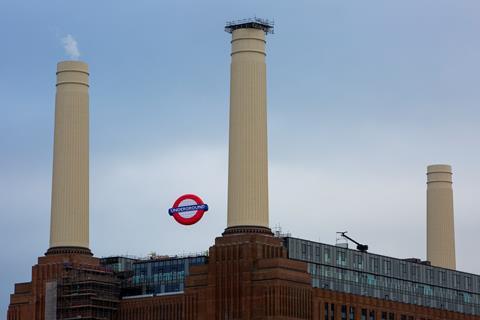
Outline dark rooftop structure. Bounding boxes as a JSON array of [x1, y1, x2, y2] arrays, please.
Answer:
[[225, 17, 274, 34]]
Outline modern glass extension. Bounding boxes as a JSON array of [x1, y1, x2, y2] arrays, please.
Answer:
[[101, 255, 208, 297], [283, 237, 480, 316]]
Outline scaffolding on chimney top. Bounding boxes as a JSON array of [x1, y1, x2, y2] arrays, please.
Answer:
[[225, 17, 274, 34]]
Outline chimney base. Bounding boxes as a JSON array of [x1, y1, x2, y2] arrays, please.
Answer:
[[45, 246, 92, 256], [223, 225, 273, 236]]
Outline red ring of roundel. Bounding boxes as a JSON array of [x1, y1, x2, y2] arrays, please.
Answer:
[[171, 194, 205, 225]]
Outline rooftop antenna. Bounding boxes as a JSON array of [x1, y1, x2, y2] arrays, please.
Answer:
[[272, 223, 291, 238]]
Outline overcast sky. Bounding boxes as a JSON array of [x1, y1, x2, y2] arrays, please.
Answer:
[[1, 0, 480, 315]]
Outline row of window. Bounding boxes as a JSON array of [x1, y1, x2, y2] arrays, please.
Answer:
[[324, 303, 436, 320], [311, 264, 477, 301], [132, 271, 186, 284], [132, 257, 207, 277], [147, 283, 183, 294], [311, 264, 480, 315], [288, 238, 480, 292]]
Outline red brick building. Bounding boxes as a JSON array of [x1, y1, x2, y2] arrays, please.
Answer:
[[8, 230, 480, 319]]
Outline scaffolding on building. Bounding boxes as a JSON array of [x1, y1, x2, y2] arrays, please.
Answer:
[[56, 265, 121, 320]]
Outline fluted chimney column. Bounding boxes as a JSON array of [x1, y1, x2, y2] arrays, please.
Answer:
[[47, 61, 91, 255], [224, 19, 273, 234], [427, 164, 456, 269]]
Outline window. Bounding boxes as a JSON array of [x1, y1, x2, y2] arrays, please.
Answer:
[[440, 271, 446, 284], [351, 271, 359, 283], [337, 269, 346, 280], [361, 309, 367, 320], [324, 248, 331, 263], [426, 269, 433, 282], [356, 254, 364, 269], [367, 274, 376, 286], [337, 250, 346, 266], [370, 310, 375, 320], [324, 303, 329, 320], [385, 260, 392, 275], [309, 264, 317, 275], [400, 263, 407, 275], [424, 285, 433, 296], [454, 274, 461, 288], [466, 277, 472, 290], [322, 266, 332, 278], [349, 307, 355, 320], [341, 305, 347, 320], [389, 313, 395, 320], [331, 304, 335, 320], [382, 312, 387, 320], [411, 266, 418, 280]]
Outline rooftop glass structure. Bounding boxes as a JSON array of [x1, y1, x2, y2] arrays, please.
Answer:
[[283, 237, 480, 316], [102, 254, 208, 297], [101, 256, 137, 273]]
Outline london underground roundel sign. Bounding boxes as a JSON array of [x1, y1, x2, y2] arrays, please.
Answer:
[[168, 194, 209, 225]]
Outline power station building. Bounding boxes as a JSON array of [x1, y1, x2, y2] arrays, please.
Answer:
[[7, 18, 480, 320]]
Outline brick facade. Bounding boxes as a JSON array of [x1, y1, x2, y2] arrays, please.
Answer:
[[7, 253, 118, 320]]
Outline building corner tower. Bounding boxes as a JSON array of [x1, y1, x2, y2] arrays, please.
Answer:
[[224, 19, 274, 235], [426, 164, 456, 269], [47, 60, 91, 255]]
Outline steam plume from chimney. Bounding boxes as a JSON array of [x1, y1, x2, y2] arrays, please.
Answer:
[[61, 34, 80, 60]]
